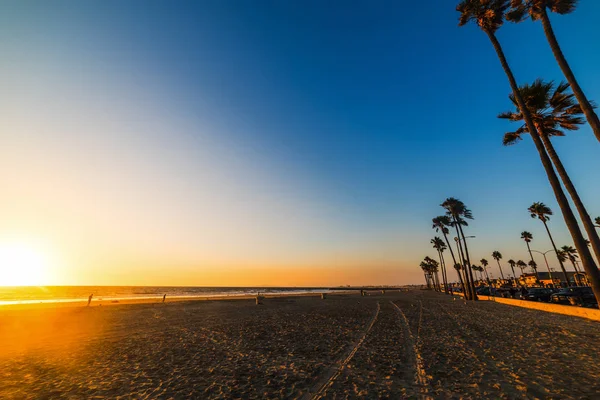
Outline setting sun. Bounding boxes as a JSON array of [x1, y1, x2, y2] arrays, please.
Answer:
[[0, 242, 49, 286]]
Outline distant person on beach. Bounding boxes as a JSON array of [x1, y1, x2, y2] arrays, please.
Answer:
[[87, 294, 93, 306], [163, 294, 166, 303]]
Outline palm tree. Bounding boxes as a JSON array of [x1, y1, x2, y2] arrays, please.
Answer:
[[472, 265, 483, 283], [480, 258, 491, 284], [424, 256, 442, 292], [442, 197, 477, 300], [431, 237, 449, 293], [457, 0, 600, 304], [506, 0, 600, 143], [560, 245, 585, 286], [500, 80, 600, 267], [420, 261, 432, 289], [529, 260, 540, 282], [492, 251, 506, 281], [508, 258, 517, 286], [516, 259, 527, 274], [453, 262, 467, 293], [528, 202, 570, 285], [521, 231, 535, 265], [433, 216, 465, 294]]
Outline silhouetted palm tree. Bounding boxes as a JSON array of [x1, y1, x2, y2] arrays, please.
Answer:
[[472, 265, 483, 283], [516, 260, 527, 284], [420, 261, 432, 289], [480, 258, 491, 284], [528, 202, 570, 285], [433, 216, 465, 294], [508, 259, 517, 286], [431, 237, 449, 293], [507, 0, 600, 142], [442, 197, 477, 300], [453, 263, 466, 293], [492, 251, 506, 281], [424, 256, 442, 292], [560, 245, 586, 286], [521, 231, 535, 265], [457, 0, 600, 303], [529, 260, 540, 282], [500, 80, 600, 267]]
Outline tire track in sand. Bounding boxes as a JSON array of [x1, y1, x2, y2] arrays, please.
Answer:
[[391, 300, 431, 399], [305, 302, 381, 400]]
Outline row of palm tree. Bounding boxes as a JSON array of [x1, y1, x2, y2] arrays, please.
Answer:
[[423, 199, 593, 292], [456, 0, 600, 303], [420, 257, 441, 291], [430, 198, 479, 300]]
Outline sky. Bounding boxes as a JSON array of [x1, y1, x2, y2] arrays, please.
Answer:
[[1, 1, 599, 286]]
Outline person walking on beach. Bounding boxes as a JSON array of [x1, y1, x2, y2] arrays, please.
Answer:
[[162, 294, 166, 303], [87, 293, 93, 307]]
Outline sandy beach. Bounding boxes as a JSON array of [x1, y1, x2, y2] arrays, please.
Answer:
[[1, 291, 599, 399]]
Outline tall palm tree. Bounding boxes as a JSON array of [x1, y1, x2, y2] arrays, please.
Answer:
[[442, 197, 477, 300], [431, 237, 449, 293], [480, 258, 491, 284], [528, 202, 570, 285], [433, 216, 466, 294], [492, 251, 506, 281], [521, 231, 535, 265], [500, 80, 600, 266], [508, 258, 517, 286], [457, 0, 600, 304], [506, 0, 600, 143], [529, 260, 540, 282], [453, 263, 467, 293]]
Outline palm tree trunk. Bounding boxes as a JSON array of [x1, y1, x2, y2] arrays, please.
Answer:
[[438, 250, 449, 294], [441, 231, 466, 294], [456, 267, 466, 295], [434, 270, 441, 292], [453, 222, 474, 300], [539, 133, 600, 268], [510, 265, 516, 286], [525, 242, 535, 265], [539, 7, 600, 143], [485, 29, 600, 302], [496, 260, 505, 281], [539, 214, 570, 286], [453, 226, 470, 297], [456, 222, 478, 300]]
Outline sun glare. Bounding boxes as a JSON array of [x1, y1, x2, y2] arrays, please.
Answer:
[[0, 242, 49, 286]]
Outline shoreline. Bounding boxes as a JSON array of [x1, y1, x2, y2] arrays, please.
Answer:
[[0, 290, 368, 312]]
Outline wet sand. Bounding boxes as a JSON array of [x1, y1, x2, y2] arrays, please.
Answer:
[[1, 291, 599, 399]]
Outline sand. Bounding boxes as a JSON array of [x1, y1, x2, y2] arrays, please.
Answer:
[[1, 291, 599, 399]]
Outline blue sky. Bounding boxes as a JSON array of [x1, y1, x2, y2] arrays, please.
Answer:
[[1, 1, 599, 285]]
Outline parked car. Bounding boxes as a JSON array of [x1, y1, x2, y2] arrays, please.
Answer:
[[521, 288, 555, 302], [476, 286, 499, 296], [550, 287, 597, 306]]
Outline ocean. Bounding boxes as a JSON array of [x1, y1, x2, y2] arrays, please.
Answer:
[[0, 286, 332, 306]]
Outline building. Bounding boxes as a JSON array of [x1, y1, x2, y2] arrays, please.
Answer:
[[518, 271, 587, 287]]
